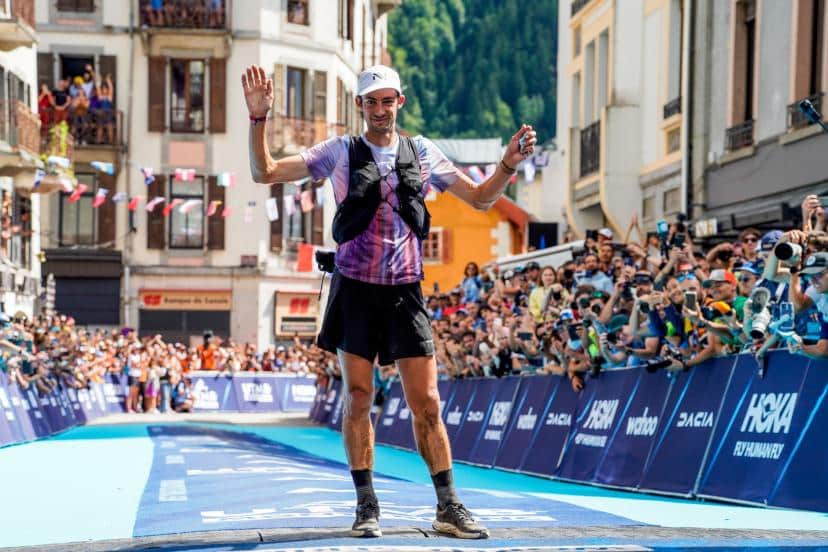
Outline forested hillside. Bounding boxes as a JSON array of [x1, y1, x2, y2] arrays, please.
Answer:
[[387, 0, 558, 141]]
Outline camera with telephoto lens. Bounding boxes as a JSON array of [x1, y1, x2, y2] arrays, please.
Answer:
[[774, 242, 802, 266], [638, 301, 651, 315], [620, 282, 634, 300], [746, 287, 772, 340], [315, 250, 336, 273]]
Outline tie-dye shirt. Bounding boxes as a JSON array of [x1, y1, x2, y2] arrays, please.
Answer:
[[300, 134, 459, 285]]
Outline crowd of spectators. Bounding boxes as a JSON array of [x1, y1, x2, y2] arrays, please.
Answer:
[[419, 193, 828, 391], [38, 64, 116, 147], [0, 314, 334, 414], [141, 0, 226, 29]]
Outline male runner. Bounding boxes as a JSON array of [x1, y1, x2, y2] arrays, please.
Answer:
[[242, 63, 536, 539]]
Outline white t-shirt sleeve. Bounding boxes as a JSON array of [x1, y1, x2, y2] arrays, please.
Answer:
[[806, 285, 820, 304], [300, 136, 348, 181], [416, 136, 460, 193]]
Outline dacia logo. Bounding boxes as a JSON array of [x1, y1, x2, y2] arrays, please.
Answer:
[[583, 399, 619, 431], [677, 411, 714, 428], [740, 393, 797, 434]]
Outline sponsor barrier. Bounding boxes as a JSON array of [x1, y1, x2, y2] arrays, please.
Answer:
[[355, 351, 828, 512]]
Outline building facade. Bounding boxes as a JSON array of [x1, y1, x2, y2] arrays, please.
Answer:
[[35, 0, 398, 346], [691, 0, 828, 236], [0, 0, 52, 318], [559, 0, 689, 237]]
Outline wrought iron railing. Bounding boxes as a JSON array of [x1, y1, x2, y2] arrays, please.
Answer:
[[580, 120, 600, 177], [725, 120, 754, 151], [40, 106, 123, 147], [663, 97, 681, 119], [139, 0, 228, 30], [0, 101, 40, 155], [788, 93, 823, 131]]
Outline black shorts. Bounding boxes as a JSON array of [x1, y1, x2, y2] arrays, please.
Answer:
[[317, 272, 435, 366]]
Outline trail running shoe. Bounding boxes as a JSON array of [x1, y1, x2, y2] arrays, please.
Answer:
[[432, 502, 490, 539], [351, 495, 381, 537]]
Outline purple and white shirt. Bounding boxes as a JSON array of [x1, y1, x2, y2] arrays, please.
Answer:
[[301, 134, 459, 286]]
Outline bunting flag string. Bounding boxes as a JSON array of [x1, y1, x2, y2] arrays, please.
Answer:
[[206, 200, 222, 217], [283, 194, 296, 217], [90, 161, 115, 175], [218, 172, 235, 187], [265, 197, 279, 221], [174, 168, 196, 182], [146, 196, 165, 212], [111, 192, 128, 203], [300, 190, 314, 213], [68, 184, 88, 203], [221, 206, 232, 218], [163, 198, 184, 216], [178, 199, 203, 214], [33, 169, 45, 189], [141, 166, 155, 186], [92, 188, 109, 208], [128, 196, 144, 211]]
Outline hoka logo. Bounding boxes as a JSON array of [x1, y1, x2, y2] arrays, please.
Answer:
[[489, 402, 512, 427], [385, 397, 400, 417], [583, 399, 619, 431], [740, 393, 797, 434]]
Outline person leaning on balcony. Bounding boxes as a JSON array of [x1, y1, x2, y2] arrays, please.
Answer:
[[51, 79, 70, 124], [37, 84, 53, 129], [70, 89, 90, 144], [242, 63, 536, 540]]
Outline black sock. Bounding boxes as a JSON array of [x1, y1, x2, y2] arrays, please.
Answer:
[[431, 469, 460, 507], [351, 469, 376, 502]]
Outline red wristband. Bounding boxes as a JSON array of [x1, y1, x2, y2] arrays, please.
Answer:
[[249, 114, 267, 125]]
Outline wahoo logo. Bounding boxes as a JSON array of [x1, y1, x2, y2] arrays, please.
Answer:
[[446, 406, 463, 426], [467, 410, 485, 422], [677, 411, 714, 428], [740, 393, 798, 434], [626, 407, 658, 436], [582, 399, 619, 431], [384, 397, 400, 417], [489, 401, 512, 427], [516, 407, 538, 430], [546, 412, 572, 427]]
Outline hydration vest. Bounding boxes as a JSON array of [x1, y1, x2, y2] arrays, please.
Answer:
[[331, 135, 431, 245]]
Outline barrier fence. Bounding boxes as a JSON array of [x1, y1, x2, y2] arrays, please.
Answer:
[[308, 350, 828, 513], [0, 372, 317, 448]]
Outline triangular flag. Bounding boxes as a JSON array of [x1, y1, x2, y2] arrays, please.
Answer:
[[300, 190, 314, 213], [315, 186, 325, 207], [60, 177, 74, 193], [206, 200, 222, 216], [283, 193, 295, 217], [68, 183, 88, 203], [163, 198, 183, 216], [218, 172, 235, 187], [178, 199, 203, 214], [174, 168, 196, 181], [265, 197, 279, 221], [297, 243, 314, 272], [221, 206, 233, 218], [47, 156, 70, 169], [92, 187, 109, 208], [141, 167, 155, 186], [128, 195, 144, 211], [111, 192, 128, 203], [33, 169, 45, 189], [90, 161, 115, 175], [146, 196, 165, 212]]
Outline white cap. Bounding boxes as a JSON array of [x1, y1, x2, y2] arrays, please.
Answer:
[[357, 65, 402, 97], [598, 228, 613, 239]]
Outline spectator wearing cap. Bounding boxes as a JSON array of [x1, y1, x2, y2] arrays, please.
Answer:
[[461, 262, 483, 303], [733, 262, 762, 319], [597, 228, 614, 244], [524, 261, 541, 288], [574, 253, 614, 295], [790, 252, 828, 357], [703, 269, 738, 305]]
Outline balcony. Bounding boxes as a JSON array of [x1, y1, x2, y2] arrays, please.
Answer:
[[579, 120, 601, 178], [572, 0, 592, 17], [40, 107, 123, 150], [0, 0, 37, 51], [268, 116, 348, 154], [0, 101, 40, 156], [787, 93, 823, 131], [725, 120, 754, 151], [139, 0, 228, 31], [43, 121, 75, 165], [663, 97, 681, 120]]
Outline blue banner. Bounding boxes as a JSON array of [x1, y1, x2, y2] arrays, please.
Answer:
[[698, 351, 814, 505], [375, 381, 404, 445], [556, 369, 641, 483], [318, 379, 341, 425], [466, 376, 521, 467], [280, 377, 317, 411], [520, 375, 579, 477], [638, 356, 738, 496], [5, 376, 36, 442], [20, 386, 51, 437], [595, 371, 673, 489], [494, 375, 560, 471], [452, 378, 499, 463], [444, 378, 477, 447], [103, 374, 127, 414], [234, 375, 281, 412], [327, 379, 345, 432], [0, 373, 18, 446], [191, 373, 240, 412]]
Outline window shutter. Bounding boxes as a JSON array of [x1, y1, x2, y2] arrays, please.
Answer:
[[209, 57, 226, 133], [147, 175, 165, 249], [97, 173, 116, 247], [272, 64, 285, 117], [207, 175, 225, 250], [270, 183, 284, 252], [313, 71, 326, 121], [311, 186, 324, 245], [37, 53, 54, 91], [98, 54, 117, 108], [148, 56, 166, 132], [441, 228, 451, 264]]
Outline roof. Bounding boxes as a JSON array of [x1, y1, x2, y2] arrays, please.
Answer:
[[493, 195, 534, 227], [430, 138, 504, 165]]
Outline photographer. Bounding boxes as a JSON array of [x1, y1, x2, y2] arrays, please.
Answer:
[[789, 252, 828, 358], [574, 253, 614, 295]]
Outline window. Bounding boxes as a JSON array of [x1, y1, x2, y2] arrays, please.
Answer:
[[287, 0, 309, 25], [423, 230, 442, 262], [286, 67, 306, 119], [573, 26, 582, 56], [59, 174, 96, 246], [731, 0, 757, 124], [57, 0, 95, 12], [642, 196, 655, 220], [810, 0, 825, 95], [664, 188, 682, 214], [282, 182, 310, 249], [169, 177, 204, 248], [338, 0, 354, 40], [170, 59, 205, 133], [14, 195, 31, 269]]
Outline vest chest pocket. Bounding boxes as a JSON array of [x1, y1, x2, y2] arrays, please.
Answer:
[[348, 165, 381, 199]]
